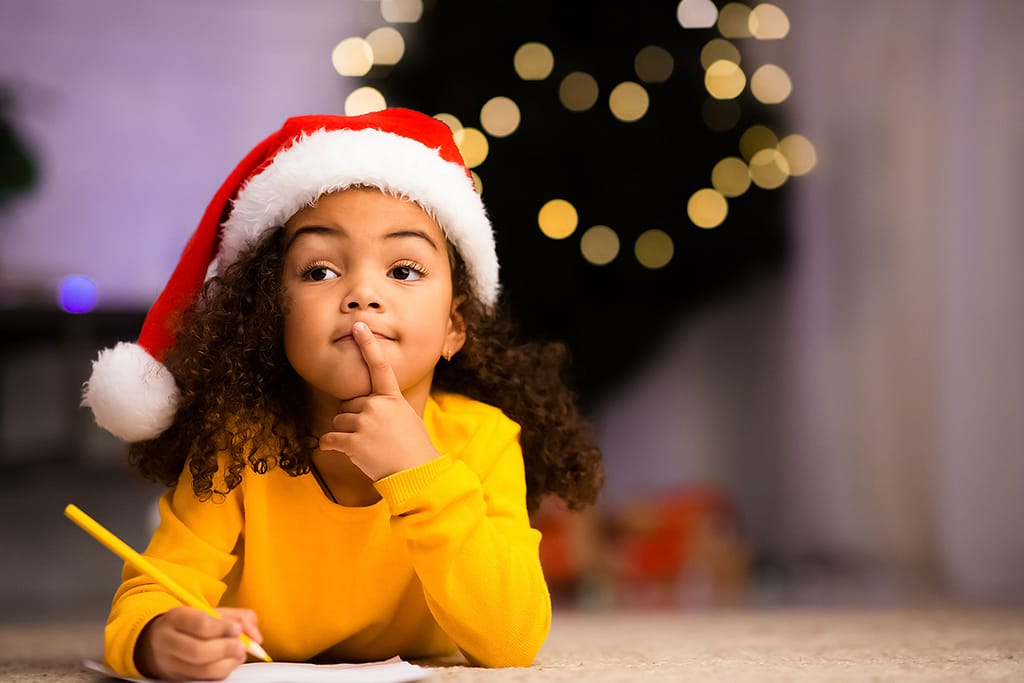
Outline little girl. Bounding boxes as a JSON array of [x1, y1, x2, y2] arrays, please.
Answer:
[[84, 108, 603, 681]]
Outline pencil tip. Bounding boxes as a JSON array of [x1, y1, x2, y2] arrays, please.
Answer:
[[249, 641, 272, 662]]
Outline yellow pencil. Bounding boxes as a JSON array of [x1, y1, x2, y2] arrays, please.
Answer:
[[64, 503, 271, 662]]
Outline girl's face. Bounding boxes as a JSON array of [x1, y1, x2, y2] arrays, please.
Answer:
[[280, 187, 465, 418]]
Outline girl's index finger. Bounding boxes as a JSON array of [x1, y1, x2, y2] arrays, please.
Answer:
[[352, 322, 401, 395]]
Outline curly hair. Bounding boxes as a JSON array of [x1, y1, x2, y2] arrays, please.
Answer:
[[129, 227, 604, 512]]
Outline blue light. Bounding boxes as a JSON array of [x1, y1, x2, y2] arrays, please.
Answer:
[[58, 274, 98, 314]]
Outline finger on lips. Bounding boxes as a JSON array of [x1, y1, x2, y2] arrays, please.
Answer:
[[352, 322, 401, 395]]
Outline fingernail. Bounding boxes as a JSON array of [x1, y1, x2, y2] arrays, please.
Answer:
[[354, 322, 368, 334]]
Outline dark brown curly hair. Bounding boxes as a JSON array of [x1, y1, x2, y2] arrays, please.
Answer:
[[129, 226, 603, 512]]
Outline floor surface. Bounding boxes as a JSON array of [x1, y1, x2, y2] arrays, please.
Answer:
[[1, 609, 1023, 682]]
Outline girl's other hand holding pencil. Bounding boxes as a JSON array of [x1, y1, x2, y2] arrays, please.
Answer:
[[135, 606, 263, 682]]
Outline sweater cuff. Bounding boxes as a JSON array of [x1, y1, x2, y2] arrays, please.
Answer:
[[105, 592, 181, 678], [375, 454, 454, 509]]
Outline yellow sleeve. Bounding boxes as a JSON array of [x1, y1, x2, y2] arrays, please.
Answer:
[[374, 414, 551, 667], [104, 467, 243, 678]]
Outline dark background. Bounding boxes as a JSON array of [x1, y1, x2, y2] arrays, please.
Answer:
[[376, 0, 788, 405]]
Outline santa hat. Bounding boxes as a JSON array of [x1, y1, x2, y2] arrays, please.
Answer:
[[83, 108, 498, 443]]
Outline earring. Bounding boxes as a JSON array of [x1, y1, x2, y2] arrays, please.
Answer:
[[444, 348, 453, 362]]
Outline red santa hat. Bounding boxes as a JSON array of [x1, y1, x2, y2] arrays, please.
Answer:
[[83, 108, 498, 442]]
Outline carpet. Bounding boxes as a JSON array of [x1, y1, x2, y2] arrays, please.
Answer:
[[1, 608, 1021, 682]]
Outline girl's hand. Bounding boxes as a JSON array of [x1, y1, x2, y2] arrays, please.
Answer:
[[135, 606, 262, 682], [319, 321, 441, 480]]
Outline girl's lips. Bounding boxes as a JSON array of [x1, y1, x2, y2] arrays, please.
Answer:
[[334, 332, 393, 343]]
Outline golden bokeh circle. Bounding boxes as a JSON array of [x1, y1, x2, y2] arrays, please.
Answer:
[[687, 188, 729, 229], [700, 38, 741, 70], [480, 97, 521, 138], [538, 199, 579, 240], [749, 149, 791, 189], [750, 64, 792, 104], [559, 72, 600, 112], [718, 2, 753, 38], [711, 157, 751, 198], [433, 112, 463, 133], [453, 127, 489, 168], [581, 225, 620, 265], [634, 229, 675, 269], [514, 42, 555, 80], [749, 3, 791, 39], [705, 60, 746, 100], [778, 134, 817, 176], [739, 125, 780, 161], [331, 37, 374, 77], [366, 27, 405, 65], [635, 45, 674, 83], [609, 81, 650, 122], [344, 87, 387, 116], [380, 0, 423, 23]]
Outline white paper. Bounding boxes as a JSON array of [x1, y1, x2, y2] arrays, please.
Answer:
[[83, 657, 431, 683]]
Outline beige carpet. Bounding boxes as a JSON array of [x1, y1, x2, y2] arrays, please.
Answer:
[[1, 608, 1022, 682]]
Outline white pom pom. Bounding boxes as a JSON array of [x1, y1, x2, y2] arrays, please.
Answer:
[[82, 342, 179, 442]]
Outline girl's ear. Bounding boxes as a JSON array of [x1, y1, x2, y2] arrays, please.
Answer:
[[445, 295, 468, 356]]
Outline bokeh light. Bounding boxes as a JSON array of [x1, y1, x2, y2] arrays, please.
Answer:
[[634, 45, 674, 83], [345, 87, 387, 116], [677, 0, 718, 29], [711, 157, 751, 197], [634, 229, 674, 269], [559, 72, 600, 112], [434, 112, 463, 133], [480, 96, 521, 137], [749, 148, 790, 189], [609, 82, 650, 122], [778, 134, 817, 176], [687, 189, 729, 229], [470, 171, 483, 195], [739, 124, 779, 160], [514, 42, 555, 80], [453, 127, 489, 168], [750, 64, 792, 104], [538, 199, 579, 240], [700, 38, 741, 70], [580, 225, 620, 265], [718, 3, 753, 38], [380, 0, 422, 23], [58, 274, 98, 314], [366, 27, 405, 66], [705, 60, 746, 99], [331, 37, 374, 77], [749, 3, 791, 39]]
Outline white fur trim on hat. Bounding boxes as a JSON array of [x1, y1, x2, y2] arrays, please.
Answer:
[[82, 342, 179, 442], [218, 127, 499, 307]]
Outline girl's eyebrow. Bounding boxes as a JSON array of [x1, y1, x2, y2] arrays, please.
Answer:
[[385, 229, 439, 251], [284, 225, 439, 252], [284, 225, 335, 252]]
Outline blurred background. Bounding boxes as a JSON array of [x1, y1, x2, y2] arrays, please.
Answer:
[[1, 0, 1022, 624]]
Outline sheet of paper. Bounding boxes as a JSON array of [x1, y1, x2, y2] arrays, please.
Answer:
[[83, 657, 431, 683]]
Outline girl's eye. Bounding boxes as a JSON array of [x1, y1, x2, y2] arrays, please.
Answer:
[[302, 265, 337, 282], [389, 264, 424, 281]]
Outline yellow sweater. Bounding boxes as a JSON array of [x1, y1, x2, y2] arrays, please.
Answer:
[[104, 393, 551, 676]]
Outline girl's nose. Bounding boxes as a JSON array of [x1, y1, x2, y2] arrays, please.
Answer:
[[345, 298, 381, 310], [342, 280, 382, 310]]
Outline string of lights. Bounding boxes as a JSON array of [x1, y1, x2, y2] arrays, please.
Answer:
[[329, 0, 815, 271], [325, 0, 801, 400]]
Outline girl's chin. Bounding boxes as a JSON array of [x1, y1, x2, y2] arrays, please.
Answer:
[[306, 376, 373, 406]]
